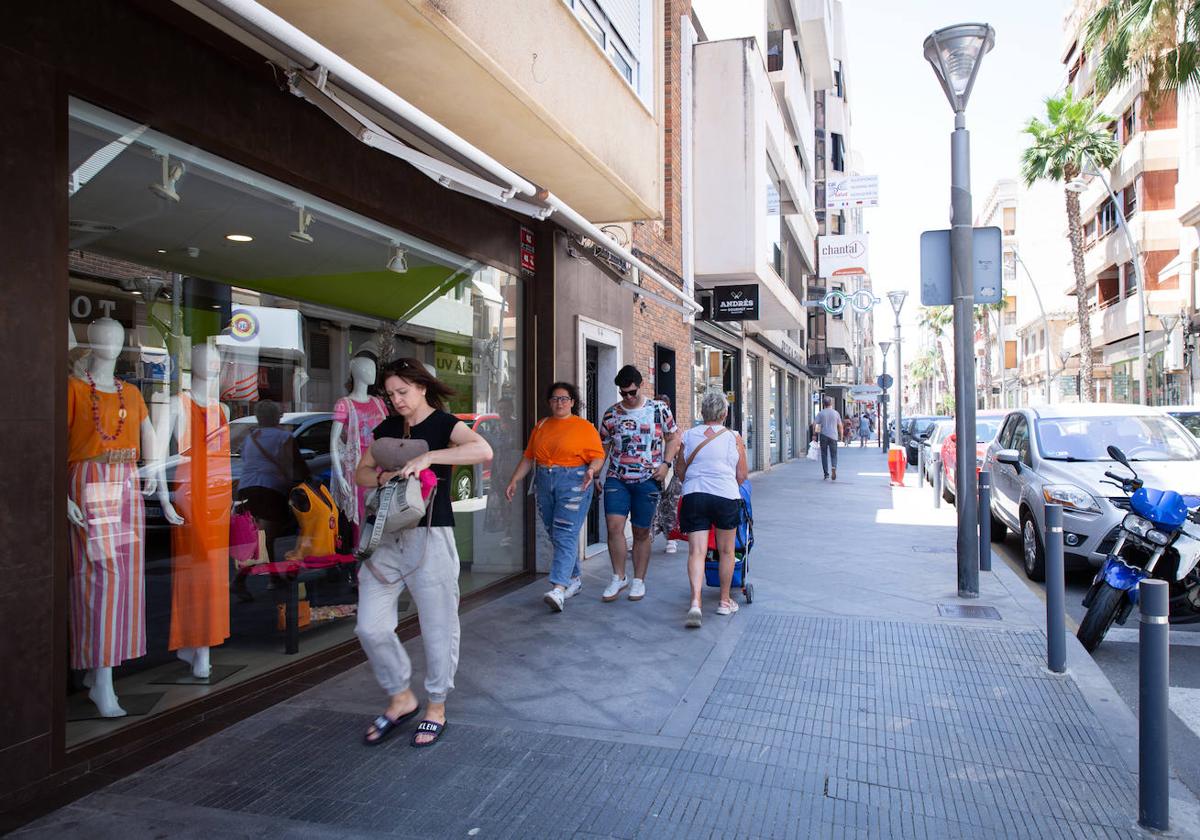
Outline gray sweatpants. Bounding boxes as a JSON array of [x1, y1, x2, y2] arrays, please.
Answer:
[[355, 526, 461, 703]]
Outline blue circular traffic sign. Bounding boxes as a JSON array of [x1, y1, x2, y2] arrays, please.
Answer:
[[877, 373, 894, 390]]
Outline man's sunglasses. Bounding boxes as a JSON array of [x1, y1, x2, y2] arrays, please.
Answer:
[[619, 388, 639, 397]]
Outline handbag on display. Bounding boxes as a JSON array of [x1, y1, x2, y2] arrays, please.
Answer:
[[229, 504, 260, 566], [355, 437, 438, 563]]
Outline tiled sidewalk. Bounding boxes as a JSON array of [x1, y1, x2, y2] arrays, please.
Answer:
[[17, 447, 1176, 838]]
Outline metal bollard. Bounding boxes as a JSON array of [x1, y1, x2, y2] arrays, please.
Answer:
[[918, 446, 925, 488], [932, 455, 942, 509], [1045, 504, 1066, 674], [1139, 579, 1170, 832], [978, 471, 992, 572]]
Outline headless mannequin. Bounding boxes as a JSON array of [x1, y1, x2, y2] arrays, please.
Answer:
[[330, 356, 382, 526], [168, 344, 230, 679], [67, 318, 178, 717]]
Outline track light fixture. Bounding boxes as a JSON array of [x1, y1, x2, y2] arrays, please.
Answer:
[[149, 153, 185, 202], [290, 206, 314, 244], [386, 244, 408, 274]]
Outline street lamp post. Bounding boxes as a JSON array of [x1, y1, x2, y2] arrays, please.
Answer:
[[1011, 248, 1055, 405], [1067, 154, 1146, 404], [887, 291, 908, 459], [879, 340, 892, 449], [924, 22, 995, 598]]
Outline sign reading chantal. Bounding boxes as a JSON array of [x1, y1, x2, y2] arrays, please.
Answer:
[[818, 234, 869, 278], [712, 284, 760, 321]]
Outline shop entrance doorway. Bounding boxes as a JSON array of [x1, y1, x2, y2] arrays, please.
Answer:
[[578, 317, 621, 554]]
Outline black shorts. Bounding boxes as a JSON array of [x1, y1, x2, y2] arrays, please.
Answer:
[[678, 492, 740, 533]]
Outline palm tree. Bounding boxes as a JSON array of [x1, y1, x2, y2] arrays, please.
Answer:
[[1085, 0, 1200, 106], [975, 301, 1007, 408], [918, 306, 953, 398], [909, 348, 940, 414], [1021, 89, 1120, 402]]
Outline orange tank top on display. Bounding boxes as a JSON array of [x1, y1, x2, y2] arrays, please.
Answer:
[[66, 376, 148, 462], [290, 482, 339, 559]]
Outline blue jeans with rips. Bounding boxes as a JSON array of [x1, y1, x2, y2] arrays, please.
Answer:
[[535, 465, 594, 587]]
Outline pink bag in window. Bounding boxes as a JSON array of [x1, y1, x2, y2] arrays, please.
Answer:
[[229, 509, 259, 565]]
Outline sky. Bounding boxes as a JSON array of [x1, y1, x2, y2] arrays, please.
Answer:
[[693, 0, 1071, 360]]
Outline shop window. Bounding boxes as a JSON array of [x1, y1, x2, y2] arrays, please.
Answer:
[[64, 99, 525, 746]]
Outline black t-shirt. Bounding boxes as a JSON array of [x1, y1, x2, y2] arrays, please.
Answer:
[[373, 409, 461, 527]]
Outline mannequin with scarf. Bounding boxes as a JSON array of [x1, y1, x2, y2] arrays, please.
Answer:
[[330, 355, 387, 541]]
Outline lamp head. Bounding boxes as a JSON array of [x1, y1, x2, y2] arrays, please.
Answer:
[[386, 244, 408, 274], [1065, 177, 1089, 194], [923, 23, 995, 113], [886, 289, 908, 315], [879, 340, 893, 355]]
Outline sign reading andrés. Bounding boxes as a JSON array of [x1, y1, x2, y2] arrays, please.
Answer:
[[712, 284, 760, 321], [818, 234, 869, 278]]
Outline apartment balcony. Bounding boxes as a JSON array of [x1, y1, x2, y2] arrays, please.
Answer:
[[767, 29, 815, 176], [791, 0, 835, 89], [694, 38, 810, 330], [1078, 129, 1180, 217], [257, 0, 660, 221], [1081, 209, 1181, 280]]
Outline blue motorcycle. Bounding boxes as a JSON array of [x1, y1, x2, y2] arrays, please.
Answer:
[[1077, 445, 1200, 652]]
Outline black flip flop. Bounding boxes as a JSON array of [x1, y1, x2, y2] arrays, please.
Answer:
[[411, 719, 448, 748], [362, 707, 420, 746]]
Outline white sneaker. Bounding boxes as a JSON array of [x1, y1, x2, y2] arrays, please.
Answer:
[[716, 599, 740, 616], [628, 578, 646, 601], [564, 577, 583, 599], [686, 606, 702, 628], [602, 576, 629, 602], [665, 541, 678, 554], [543, 588, 565, 612]]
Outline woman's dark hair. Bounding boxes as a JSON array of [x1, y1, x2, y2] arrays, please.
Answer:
[[380, 357, 456, 411], [546, 381, 583, 416], [254, 399, 282, 427], [614, 365, 643, 388]]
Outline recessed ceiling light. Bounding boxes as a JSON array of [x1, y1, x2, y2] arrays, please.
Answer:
[[226, 233, 254, 243], [156, 249, 167, 254]]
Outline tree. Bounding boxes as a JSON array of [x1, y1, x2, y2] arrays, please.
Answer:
[[918, 306, 954, 398], [975, 301, 1007, 408], [909, 348, 940, 414], [1085, 0, 1200, 106], [1020, 89, 1120, 402]]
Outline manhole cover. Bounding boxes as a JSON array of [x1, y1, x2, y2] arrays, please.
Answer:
[[912, 546, 955, 554], [937, 604, 1002, 620]]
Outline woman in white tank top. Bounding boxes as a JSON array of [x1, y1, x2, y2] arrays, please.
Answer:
[[674, 391, 749, 628]]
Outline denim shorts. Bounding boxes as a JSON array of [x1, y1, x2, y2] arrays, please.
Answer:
[[603, 476, 660, 529], [678, 492, 740, 533]]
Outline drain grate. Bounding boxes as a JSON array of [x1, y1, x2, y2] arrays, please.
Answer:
[[937, 603, 1002, 620], [912, 545, 955, 554]]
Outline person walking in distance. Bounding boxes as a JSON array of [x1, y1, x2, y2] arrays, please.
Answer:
[[816, 396, 842, 481], [599, 366, 680, 602], [858, 412, 872, 447]]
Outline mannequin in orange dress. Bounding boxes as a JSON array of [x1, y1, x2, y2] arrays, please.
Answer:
[[168, 343, 232, 678]]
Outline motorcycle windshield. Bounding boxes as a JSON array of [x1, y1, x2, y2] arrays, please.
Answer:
[[1131, 487, 1189, 530]]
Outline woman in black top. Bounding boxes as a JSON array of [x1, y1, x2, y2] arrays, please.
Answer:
[[353, 358, 491, 747]]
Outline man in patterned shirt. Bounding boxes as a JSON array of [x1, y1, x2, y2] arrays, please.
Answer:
[[599, 365, 680, 602]]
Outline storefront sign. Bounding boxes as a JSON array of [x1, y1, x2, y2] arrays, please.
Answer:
[[818, 234, 869, 278], [519, 226, 535, 275], [435, 349, 479, 377], [850, 384, 883, 399], [69, 291, 135, 326], [825, 175, 879, 210], [712, 284, 760, 321]]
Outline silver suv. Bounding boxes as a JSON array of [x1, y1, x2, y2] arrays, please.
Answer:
[[985, 403, 1200, 581]]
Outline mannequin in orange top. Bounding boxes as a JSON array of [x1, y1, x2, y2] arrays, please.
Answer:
[[165, 343, 232, 679], [66, 317, 178, 718]]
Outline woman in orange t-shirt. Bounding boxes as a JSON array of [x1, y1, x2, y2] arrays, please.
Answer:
[[506, 382, 605, 612]]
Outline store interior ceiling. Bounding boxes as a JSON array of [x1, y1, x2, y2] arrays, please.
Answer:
[[67, 114, 482, 322]]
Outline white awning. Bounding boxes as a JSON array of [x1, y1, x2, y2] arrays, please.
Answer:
[[173, 0, 701, 315]]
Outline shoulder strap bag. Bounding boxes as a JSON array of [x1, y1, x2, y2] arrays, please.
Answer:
[[676, 427, 728, 484], [354, 435, 438, 583]]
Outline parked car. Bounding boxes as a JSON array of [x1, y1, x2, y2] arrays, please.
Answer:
[[939, 411, 1006, 504], [984, 404, 1200, 581], [141, 411, 334, 530], [903, 415, 951, 465], [1164, 406, 1200, 439], [453, 412, 500, 501], [920, 419, 955, 483]]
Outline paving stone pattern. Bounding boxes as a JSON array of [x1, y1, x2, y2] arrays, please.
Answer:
[[45, 615, 1142, 839]]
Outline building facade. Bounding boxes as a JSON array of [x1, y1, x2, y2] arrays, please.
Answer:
[[1, 0, 700, 815]]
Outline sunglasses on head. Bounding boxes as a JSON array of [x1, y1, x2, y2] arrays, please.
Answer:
[[619, 387, 639, 397]]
